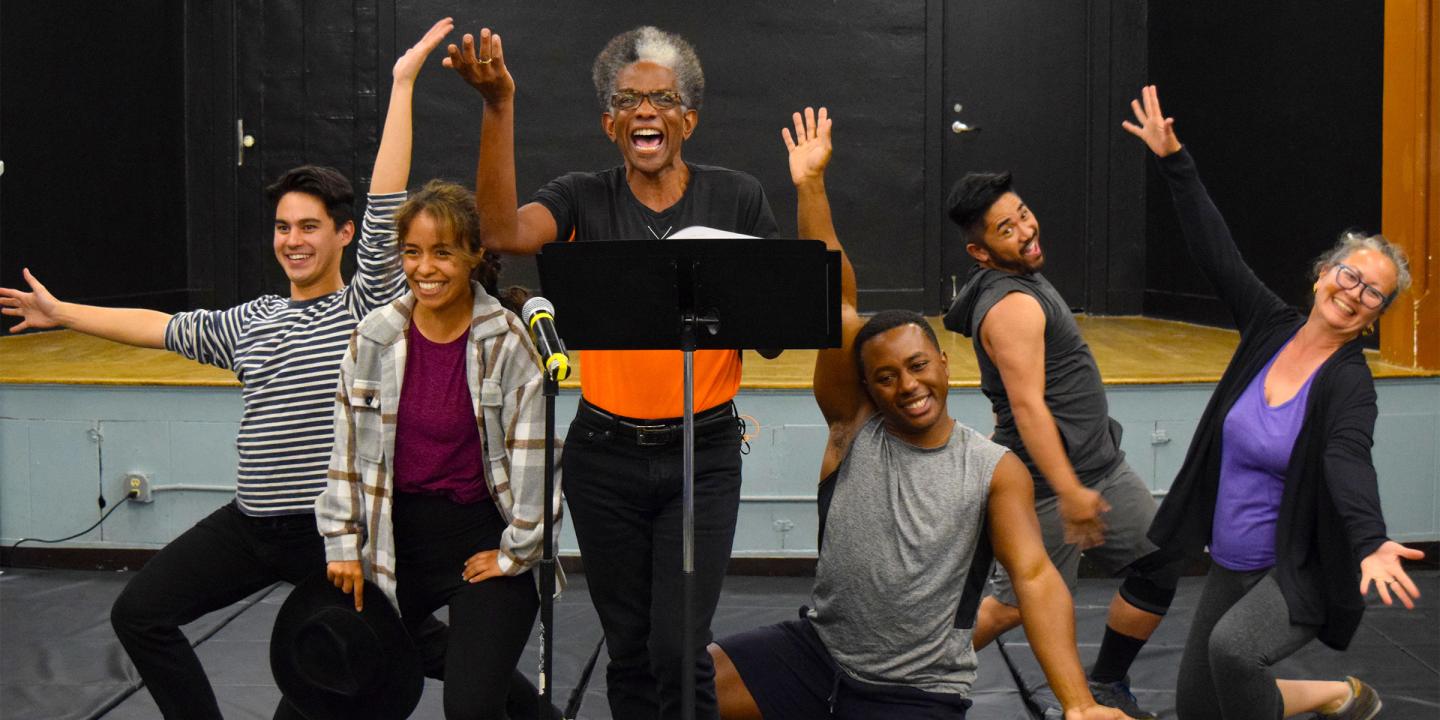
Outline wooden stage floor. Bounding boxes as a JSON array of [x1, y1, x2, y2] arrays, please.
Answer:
[[1, 316, 1434, 389]]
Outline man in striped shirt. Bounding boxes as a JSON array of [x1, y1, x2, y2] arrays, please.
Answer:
[[0, 20, 453, 719]]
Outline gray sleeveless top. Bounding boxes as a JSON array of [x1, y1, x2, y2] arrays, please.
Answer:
[[945, 268, 1125, 496], [809, 414, 1006, 695]]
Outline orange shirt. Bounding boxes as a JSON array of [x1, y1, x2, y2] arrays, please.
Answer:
[[579, 348, 741, 419]]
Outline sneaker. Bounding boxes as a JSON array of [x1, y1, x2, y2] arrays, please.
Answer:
[[1087, 677, 1157, 720], [1318, 677, 1382, 720]]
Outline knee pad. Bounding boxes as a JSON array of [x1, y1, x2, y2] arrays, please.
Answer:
[[1119, 572, 1177, 616]]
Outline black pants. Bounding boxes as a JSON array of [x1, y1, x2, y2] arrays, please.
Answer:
[[563, 401, 743, 720], [110, 503, 327, 720], [109, 502, 458, 720], [393, 492, 539, 720]]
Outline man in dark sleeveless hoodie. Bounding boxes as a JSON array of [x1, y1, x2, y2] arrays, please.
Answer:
[[703, 109, 1129, 720], [943, 172, 1184, 719]]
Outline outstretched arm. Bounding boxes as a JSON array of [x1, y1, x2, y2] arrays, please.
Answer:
[[789, 108, 868, 478], [370, 17, 452, 194], [1123, 84, 1283, 334], [348, 19, 455, 315], [1, 268, 169, 348], [988, 454, 1129, 720], [787, 107, 853, 307], [981, 294, 1109, 549], [446, 28, 557, 255]]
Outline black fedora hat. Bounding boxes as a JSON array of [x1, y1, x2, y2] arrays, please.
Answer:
[[270, 574, 423, 720]]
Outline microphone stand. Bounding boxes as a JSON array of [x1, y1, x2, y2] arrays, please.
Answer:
[[539, 364, 559, 720]]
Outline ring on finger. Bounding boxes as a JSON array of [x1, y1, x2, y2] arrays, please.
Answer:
[[478, 57, 493, 64]]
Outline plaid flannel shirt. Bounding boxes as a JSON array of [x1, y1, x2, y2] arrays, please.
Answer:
[[316, 282, 563, 609]]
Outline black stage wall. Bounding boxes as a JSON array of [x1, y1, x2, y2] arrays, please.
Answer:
[[0, 1, 189, 312], [0, 2, 1384, 323], [1143, 2, 1385, 328]]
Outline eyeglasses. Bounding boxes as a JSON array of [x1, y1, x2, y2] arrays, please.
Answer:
[[609, 89, 684, 111], [1332, 263, 1392, 309]]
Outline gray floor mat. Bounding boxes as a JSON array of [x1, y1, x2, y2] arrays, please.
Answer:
[[4, 567, 1434, 719], [0, 568, 275, 720]]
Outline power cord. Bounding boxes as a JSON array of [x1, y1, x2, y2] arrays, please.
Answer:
[[8, 489, 139, 550]]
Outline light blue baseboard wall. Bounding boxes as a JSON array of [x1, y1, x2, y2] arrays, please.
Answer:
[[3, 378, 1437, 554]]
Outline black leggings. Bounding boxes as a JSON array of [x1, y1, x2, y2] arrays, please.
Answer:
[[1176, 565, 1319, 720], [393, 492, 538, 720]]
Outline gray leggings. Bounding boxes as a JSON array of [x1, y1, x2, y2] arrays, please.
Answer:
[[1176, 565, 1318, 720]]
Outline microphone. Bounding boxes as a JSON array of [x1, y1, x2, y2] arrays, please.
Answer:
[[521, 296, 571, 381]]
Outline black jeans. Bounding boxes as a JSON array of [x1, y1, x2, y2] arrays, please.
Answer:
[[109, 502, 459, 720], [110, 502, 326, 720], [392, 492, 539, 720], [563, 401, 743, 720]]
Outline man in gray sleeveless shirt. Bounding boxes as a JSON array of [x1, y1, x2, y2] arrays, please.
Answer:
[[942, 172, 1182, 719], [703, 108, 1130, 720]]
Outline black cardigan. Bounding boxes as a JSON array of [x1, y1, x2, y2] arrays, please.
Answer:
[[1147, 149, 1390, 650]]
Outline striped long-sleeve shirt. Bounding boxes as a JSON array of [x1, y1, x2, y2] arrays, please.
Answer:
[[165, 192, 407, 516]]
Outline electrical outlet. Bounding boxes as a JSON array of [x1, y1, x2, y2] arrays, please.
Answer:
[[125, 472, 153, 503]]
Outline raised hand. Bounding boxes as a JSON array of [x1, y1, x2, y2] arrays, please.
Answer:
[[782, 106, 832, 187], [1121, 84, 1182, 158], [444, 27, 514, 106], [1360, 540, 1425, 609], [393, 17, 453, 85], [0, 268, 64, 333]]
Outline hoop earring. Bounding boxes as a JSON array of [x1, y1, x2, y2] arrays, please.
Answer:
[[1362, 323, 1377, 337]]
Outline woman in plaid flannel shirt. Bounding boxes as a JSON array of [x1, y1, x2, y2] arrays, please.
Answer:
[[316, 181, 562, 718]]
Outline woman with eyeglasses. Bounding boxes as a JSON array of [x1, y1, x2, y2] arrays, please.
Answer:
[[1124, 85, 1422, 720], [444, 25, 779, 719]]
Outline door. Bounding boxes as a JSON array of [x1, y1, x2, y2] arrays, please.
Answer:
[[939, 1, 1094, 311]]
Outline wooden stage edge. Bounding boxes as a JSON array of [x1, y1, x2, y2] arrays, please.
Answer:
[[1, 317, 1435, 389]]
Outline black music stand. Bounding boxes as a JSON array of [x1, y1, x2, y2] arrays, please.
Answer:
[[538, 238, 840, 720]]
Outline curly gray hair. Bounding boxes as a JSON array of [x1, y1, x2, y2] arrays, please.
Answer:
[[591, 26, 704, 112], [1312, 230, 1412, 306]]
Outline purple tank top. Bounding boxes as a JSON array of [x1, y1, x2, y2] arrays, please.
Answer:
[[1211, 346, 1317, 571], [392, 322, 489, 504]]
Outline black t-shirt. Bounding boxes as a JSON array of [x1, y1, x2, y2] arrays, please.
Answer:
[[530, 162, 779, 241]]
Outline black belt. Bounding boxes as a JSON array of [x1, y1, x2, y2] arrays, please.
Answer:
[[577, 399, 737, 447]]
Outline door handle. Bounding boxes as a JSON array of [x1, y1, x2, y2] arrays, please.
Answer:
[[236, 119, 256, 166]]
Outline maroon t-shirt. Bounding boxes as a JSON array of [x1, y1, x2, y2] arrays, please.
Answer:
[[392, 322, 489, 504]]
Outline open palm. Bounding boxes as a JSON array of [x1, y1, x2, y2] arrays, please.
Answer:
[[783, 106, 832, 186], [0, 268, 62, 333], [1121, 84, 1182, 158]]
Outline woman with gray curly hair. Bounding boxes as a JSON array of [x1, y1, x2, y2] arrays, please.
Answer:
[[447, 22, 780, 720], [1126, 84, 1423, 720]]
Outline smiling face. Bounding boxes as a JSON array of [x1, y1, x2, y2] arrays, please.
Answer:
[[860, 324, 952, 446], [401, 211, 478, 317], [968, 192, 1043, 274], [600, 61, 697, 177], [273, 191, 354, 299], [1310, 247, 1398, 338]]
